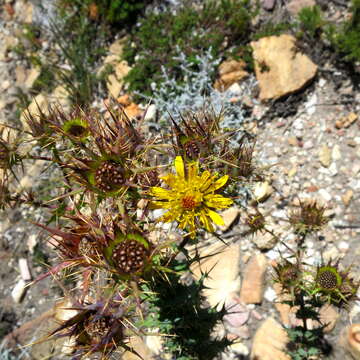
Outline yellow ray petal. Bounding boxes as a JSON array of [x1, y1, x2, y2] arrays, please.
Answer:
[[205, 175, 229, 193], [204, 194, 233, 208], [174, 156, 185, 179], [199, 210, 214, 232], [206, 209, 224, 226], [159, 173, 176, 186], [149, 187, 172, 199]]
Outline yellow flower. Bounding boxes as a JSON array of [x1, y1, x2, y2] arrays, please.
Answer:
[[149, 156, 233, 238]]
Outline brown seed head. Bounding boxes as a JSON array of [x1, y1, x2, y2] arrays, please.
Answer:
[[95, 161, 125, 192], [112, 239, 148, 274]]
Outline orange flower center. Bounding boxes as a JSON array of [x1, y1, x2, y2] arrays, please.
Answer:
[[181, 195, 197, 210]]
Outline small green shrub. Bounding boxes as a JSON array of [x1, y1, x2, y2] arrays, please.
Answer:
[[59, 0, 152, 28], [328, 0, 360, 62], [123, 0, 254, 96], [297, 5, 324, 38], [253, 22, 293, 40]]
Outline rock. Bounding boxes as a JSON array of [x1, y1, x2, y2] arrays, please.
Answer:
[[50, 85, 71, 111], [19, 258, 32, 281], [262, 0, 276, 11], [219, 206, 240, 231], [11, 279, 27, 303], [4, 308, 55, 347], [145, 330, 163, 356], [15, 65, 27, 84], [318, 188, 332, 202], [124, 103, 142, 119], [228, 342, 249, 356], [286, 0, 316, 15], [109, 37, 126, 55], [224, 299, 250, 328], [214, 59, 248, 91], [123, 336, 155, 360], [190, 242, 241, 308], [15, 0, 33, 23], [107, 61, 132, 98], [251, 35, 317, 101], [240, 254, 267, 304], [20, 93, 49, 130], [18, 160, 46, 191], [340, 324, 360, 359], [342, 189, 353, 206], [24, 67, 41, 89], [27, 233, 38, 253], [264, 286, 277, 302], [251, 318, 290, 360], [253, 181, 273, 202], [319, 304, 339, 333], [117, 94, 132, 106], [228, 82, 242, 95], [144, 104, 157, 121], [335, 112, 358, 129], [319, 144, 332, 167], [332, 144, 341, 160], [274, 283, 296, 326], [253, 230, 279, 250]]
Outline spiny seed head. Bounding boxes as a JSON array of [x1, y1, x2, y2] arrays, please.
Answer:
[[184, 140, 201, 159], [246, 210, 266, 234], [317, 268, 339, 290], [273, 259, 301, 291], [315, 261, 360, 306], [289, 199, 329, 234], [112, 238, 149, 274], [83, 315, 123, 346], [137, 169, 160, 187], [94, 161, 125, 193], [78, 236, 100, 260]]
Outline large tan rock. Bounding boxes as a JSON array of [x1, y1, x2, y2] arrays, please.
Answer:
[[251, 35, 317, 101], [214, 59, 248, 91], [190, 242, 241, 308], [251, 318, 291, 360]]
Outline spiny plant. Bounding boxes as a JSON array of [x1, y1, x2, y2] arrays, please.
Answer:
[[0, 100, 265, 359], [270, 199, 360, 360]]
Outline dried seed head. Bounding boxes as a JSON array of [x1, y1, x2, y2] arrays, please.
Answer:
[[184, 140, 201, 159], [78, 236, 99, 260], [246, 210, 266, 234], [289, 199, 329, 235], [112, 239, 148, 274], [95, 161, 125, 192], [137, 169, 160, 187], [273, 259, 301, 292]]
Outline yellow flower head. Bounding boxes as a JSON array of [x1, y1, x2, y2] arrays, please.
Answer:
[[149, 156, 233, 238]]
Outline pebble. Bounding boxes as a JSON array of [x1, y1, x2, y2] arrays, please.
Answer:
[[319, 144, 332, 167], [11, 279, 27, 303], [253, 181, 273, 202], [144, 104, 157, 121], [264, 286, 277, 302], [251, 318, 290, 360], [318, 188, 332, 202], [220, 207, 240, 231], [19, 258, 32, 281], [338, 241, 349, 252], [342, 189, 353, 206], [240, 254, 267, 304]]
